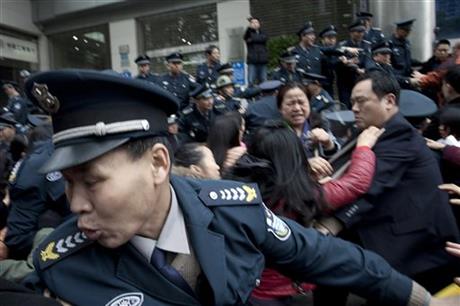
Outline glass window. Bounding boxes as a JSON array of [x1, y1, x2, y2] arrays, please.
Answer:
[[139, 4, 218, 51], [49, 24, 111, 69], [138, 4, 218, 74]]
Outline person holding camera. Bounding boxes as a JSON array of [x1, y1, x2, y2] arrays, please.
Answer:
[[244, 16, 268, 86]]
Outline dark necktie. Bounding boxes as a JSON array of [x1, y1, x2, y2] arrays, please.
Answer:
[[150, 247, 195, 296]]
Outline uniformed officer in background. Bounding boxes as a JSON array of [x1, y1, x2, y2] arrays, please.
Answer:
[[292, 21, 322, 74], [271, 50, 303, 84], [195, 45, 221, 87], [318, 25, 340, 96], [388, 19, 416, 78], [356, 11, 385, 47], [4, 115, 71, 260], [179, 84, 215, 143], [367, 41, 417, 89], [2, 82, 30, 126], [336, 19, 372, 108], [21, 69, 459, 306], [159, 52, 196, 111], [216, 63, 244, 97], [214, 75, 243, 115], [301, 72, 335, 113], [134, 54, 160, 85]]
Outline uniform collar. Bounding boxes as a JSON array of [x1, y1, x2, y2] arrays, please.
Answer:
[[130, 184, 191, 260]]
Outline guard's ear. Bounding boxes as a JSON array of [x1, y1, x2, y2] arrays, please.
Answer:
[[149, 143, 170, 184], [383, 93, 397, 110]]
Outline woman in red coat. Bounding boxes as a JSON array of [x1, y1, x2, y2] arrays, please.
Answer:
[[226, 121, 383, 305]]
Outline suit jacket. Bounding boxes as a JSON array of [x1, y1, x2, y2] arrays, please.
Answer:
[[26, 176, 414, 306], [336, 112, 459, 275]]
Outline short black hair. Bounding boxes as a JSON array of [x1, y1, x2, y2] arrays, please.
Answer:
[[123, 136, 172, 160], [444, 65, 460, 94], [205, 45, 219, 55], [357, 70, 401, 105], [435, 39, 450, 48]]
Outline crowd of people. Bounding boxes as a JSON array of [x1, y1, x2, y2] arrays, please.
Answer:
[[0, 10, 460, 306]]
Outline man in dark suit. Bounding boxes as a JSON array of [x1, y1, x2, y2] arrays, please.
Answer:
[[317, 70, 460, 297]]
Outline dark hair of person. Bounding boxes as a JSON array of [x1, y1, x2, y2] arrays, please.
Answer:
[[357, 70, 401, 105], [436, 39, 450, 48], [124, 136, 172, 161], [245, 121, 326, 225], [173, 143, 205, 168], [28, 124, 53, 144], [9, 135, 28, 162], [207, 112, 242, 169], [276, 82, 307, 109], [205, 45, 219, 55], [444, 65, 460, 94]]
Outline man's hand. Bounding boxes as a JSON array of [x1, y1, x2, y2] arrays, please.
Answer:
[[445, 241, 460, 286], [426, 138, 446, 151], [438, 184, 460, 205]]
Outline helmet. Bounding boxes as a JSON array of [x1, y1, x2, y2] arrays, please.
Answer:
[[215, 75, 234, 89]]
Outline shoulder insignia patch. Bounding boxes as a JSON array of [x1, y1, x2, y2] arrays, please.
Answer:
[[38, 230, 92, 270], [8, 160, 23, 184], [199, 182, 262, 206], [105, 292, 144, 306], [46, 171, 62, 182], [263, 204, 292, 241]]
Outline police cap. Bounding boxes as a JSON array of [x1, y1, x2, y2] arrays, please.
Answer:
[[165, 52, 183, 63], [356, 11, 373, 19], [372, 41, 392, 55], [0, 112, 17, 129], [27, 114, 51, 127], [191, 84, 213, 99], [259, 80, 282, 92], [348, 20, 366, 32], [134, 54, 150, 65], [324, 110, 355, 125], [399, 90, 437, 118], [297, 21, 315, 36], [300, 72, 328, 85], [280, 50, 298, 63], [25, 69, 179, 173], [319, 25, 337, 38], [167, 114, 179, 125], [395, 19, 416, 30], [217, 63, 234, 74]]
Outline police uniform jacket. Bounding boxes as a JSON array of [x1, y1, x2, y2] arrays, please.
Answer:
[[28, 176, 416, 306], [196, 63, 221, 87], [179, 105, 215, 143], [388, 34, 412, 77], [366, 62, 412, 89], [6, 96, 29, 125], [271, 67, 302, 84], [292, 44, 322, 74], [310, 89, 334, 113], [136, 73, 160, 85], [5, 140, 71, 259], [159, 73, 196, 110], [364, 28, 385, 47], [335, 113, 460, 276]]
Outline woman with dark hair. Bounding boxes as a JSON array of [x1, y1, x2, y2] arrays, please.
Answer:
[[276, 82, 340, 177], [207, 112, 246, 173], [226, 121, 383, 305], [172, 143, 221, 180]]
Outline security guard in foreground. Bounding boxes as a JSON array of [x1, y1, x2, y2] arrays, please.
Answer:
[[23, 69, 458, 306]]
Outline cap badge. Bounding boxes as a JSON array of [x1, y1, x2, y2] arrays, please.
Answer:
[[32, 82, 60, 114]]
